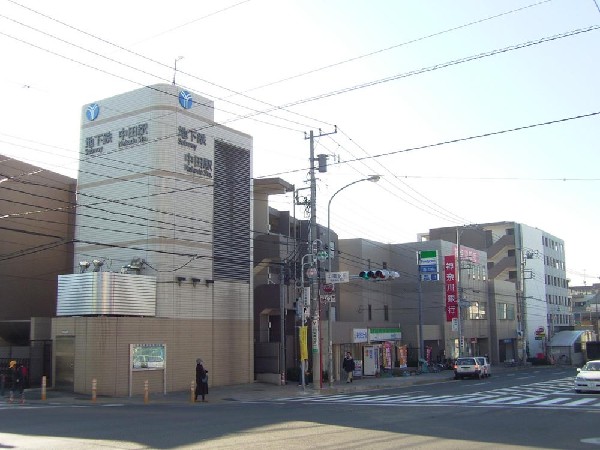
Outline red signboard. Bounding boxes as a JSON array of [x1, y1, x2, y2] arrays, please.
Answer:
[[444, 255, 458, 322]]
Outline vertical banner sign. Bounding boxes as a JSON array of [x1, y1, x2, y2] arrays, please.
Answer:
[[311, 319, 319, 353], [397, 345, 408, 368], [418, 250, 439, 281], [444, 255, 458, 322], [383, 342, 393, 369], [299, 326, 308, 360]]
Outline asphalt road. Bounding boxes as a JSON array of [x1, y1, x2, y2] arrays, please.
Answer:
[[1, 367, 598, 449]]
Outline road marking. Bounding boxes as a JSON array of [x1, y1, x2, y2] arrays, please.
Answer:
[[562, 398, 597, 406], [535, 397, 570, 405], [269, 376, 593, 410]]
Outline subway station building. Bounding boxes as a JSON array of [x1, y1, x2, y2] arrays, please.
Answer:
[[52, 84, 253, 395]]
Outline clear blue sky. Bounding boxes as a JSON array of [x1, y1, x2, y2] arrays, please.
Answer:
[[1, 0, 598, 285]]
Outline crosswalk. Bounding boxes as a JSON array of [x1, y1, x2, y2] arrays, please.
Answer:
[[272, 377, 600, 410]]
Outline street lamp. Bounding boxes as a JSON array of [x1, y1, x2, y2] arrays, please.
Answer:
[[326, 175, 380, 387]]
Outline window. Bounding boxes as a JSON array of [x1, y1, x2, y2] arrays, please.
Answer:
[[507, 249, 515, 257], [496, 303, 515, 320], [468, 301, 487, 320], [508, 270, 517, 280], [384, 305, 389, 321], [368, 304, 372, 321]]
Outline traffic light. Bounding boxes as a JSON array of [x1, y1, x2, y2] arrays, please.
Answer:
[[358, 270, 399, 280], [359, 270, 376, 280], [375, 269, 399, 280]]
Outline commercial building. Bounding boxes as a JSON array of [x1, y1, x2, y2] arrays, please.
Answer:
[[0, 156, 75, 382], [52, 84, 254, 395], [429, 221, 570, 362], [337, 238, 489, 369]]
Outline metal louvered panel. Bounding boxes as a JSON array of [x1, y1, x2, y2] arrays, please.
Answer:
[[57, 273, 156, 316], [213, 140, 251, 282]]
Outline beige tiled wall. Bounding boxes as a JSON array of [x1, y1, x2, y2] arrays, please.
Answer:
[[53, 316, 253, 396]]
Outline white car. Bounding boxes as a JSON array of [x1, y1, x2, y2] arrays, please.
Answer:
[[475, 356, 491, 378], [454, 357, 483, 380], [574, 360, 600, 393]]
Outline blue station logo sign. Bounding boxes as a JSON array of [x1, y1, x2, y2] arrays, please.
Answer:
[[86, 103, 100, 121], [178, 91, 193, 109]]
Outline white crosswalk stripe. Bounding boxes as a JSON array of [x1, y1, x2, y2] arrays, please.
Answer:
[[271, 377, 600, 410]]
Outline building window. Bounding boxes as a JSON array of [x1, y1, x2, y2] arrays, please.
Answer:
[[496, 303, 515, 320], [384, 305, 389, 321], [507, 249, 515, 257], [368, 304, 372, 321], [508, 270, 517, 280], [468, 301, 487, 320]]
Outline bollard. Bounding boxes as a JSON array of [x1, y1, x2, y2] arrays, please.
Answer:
[[144, 380, 149, 404], [91, 378, 97, 403], [190, 380, 195, 403], [41, 376, 46, 401]]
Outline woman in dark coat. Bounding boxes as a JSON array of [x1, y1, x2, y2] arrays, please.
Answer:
[[195, 358, 208, 402]]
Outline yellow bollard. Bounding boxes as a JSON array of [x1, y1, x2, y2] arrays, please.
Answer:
[[190, 380, 195, 403], [91, 378, 97, 403], [41, 376, 46, 401], [144, 380, 149, 404]]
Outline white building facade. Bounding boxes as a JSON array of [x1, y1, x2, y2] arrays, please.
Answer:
[[52, 84, 254, 395]]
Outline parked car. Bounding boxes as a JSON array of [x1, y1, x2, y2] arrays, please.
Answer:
[[574, 360, 600, 393], [454, 357, 483, 380], [475, 356, 491, 377]]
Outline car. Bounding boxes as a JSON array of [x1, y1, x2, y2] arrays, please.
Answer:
[[475, 356, 491, 378], [454, 357, 483, 380], [574, 360, 600, 393]]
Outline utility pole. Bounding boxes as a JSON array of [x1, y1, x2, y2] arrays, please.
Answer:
[[279, 264, 285, 385], [456, 227, 464, 358], [305, 127, 336, 389]]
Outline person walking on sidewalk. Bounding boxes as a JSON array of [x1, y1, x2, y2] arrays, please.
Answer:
[[343, 352, 355, 383], [8, 360, 24, 404], [195, 358, 208, 402]]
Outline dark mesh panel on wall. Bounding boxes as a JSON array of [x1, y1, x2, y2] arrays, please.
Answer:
[[213, 140, 251, 282]]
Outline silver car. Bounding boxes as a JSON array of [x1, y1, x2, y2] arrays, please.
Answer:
[[574, 360, 600, 393]]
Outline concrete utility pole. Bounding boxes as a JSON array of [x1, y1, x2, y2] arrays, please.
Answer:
[[305, 127, 336, 389], [457, 228, 464, 358]]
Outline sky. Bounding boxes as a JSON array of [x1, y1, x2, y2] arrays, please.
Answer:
[[1, 0, 599, 286]]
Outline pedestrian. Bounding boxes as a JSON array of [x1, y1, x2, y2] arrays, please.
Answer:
[[195, 358, 208, 402], [343, 352, 355, 383], [8, 360, 24, 404]]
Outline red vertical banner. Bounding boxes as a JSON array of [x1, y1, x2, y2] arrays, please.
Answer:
[[444, 255, 458, 322]]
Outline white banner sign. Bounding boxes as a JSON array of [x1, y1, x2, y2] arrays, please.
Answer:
[[326, 271, 349, 284]]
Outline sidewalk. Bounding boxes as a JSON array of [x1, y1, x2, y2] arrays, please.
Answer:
[[11, 365, 541, 407]]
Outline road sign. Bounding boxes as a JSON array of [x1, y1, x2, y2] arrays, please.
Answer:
[[323, 283, 334, 293], [420, 273, 439, 281], [326, 271, 349, 284]]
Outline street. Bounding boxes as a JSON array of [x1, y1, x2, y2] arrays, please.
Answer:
[[1, 367, 599, 449]]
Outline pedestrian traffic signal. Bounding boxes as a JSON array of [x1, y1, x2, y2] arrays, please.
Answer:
[[358, 269, 399, 280]]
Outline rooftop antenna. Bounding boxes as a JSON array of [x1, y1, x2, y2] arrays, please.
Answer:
[[172, 56, 184, 86]]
